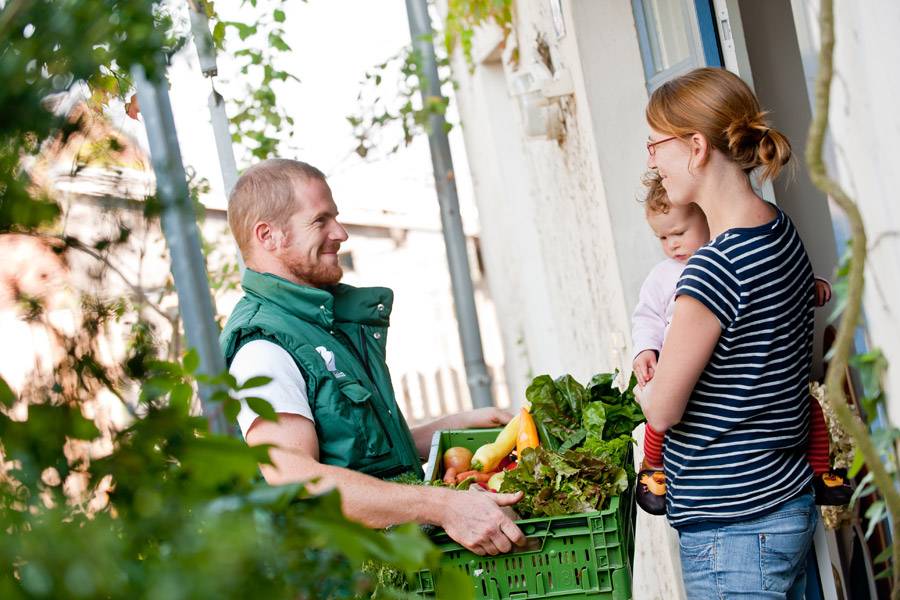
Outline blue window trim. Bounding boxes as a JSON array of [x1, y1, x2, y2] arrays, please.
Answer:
[[632, 0, 724, 91], [631, 0, 657, 84], [694, 0, 724, 67]]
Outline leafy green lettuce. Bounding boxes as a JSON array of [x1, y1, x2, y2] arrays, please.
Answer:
[[500, 446, 628, 518], [526, 375, 586, 450], [588, 372, 645, 440], [527, 371, 645, 451]]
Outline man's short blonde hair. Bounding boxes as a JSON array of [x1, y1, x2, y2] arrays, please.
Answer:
[[228, 159, 326, 257]]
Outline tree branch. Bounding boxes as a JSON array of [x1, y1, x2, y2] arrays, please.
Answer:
[[805, 0, 900, 595], [60, 236, 176, 326]]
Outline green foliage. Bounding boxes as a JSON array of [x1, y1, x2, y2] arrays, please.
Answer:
[[0, 1, 441, 596], [0, 351, 438, 599], [444, 0, 514, 68], [349, 44, 453, 159], [512, 371, 640, 518], [210, 0, 302, 162], [825, 245, 897, 577], [349, 0, 513, 159], [0, 0, 165, 232]]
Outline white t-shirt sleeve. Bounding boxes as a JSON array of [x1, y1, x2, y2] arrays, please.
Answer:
[[228, 339, 313, 438]]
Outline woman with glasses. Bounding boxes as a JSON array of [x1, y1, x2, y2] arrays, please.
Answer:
[[635, 67, 818, 599]]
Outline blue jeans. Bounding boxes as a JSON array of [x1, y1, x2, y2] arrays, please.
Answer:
[[677, 492, 818, 599]]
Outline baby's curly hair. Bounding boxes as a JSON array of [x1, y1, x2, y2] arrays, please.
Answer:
[[642, 171, 670, 215]]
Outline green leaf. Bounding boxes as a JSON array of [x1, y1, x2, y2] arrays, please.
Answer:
[[848, 448, 865, 478], [582, 402, 606, 439], [212, 21, 226, 47], [864, 500, 887, 539], [170, 382, 193, 412], [246, 396, 277, 421], [273, 9, 286, 22], [436, 567, 474, 600], [554, 374, 587, 419], [0, 376, 15, 407], [268, 32, 290, 52], [500, 446, 627, 518], [180, 435, 269, 487], [239, 375, 272, 390], [182, 348, 200, 374], [873, 545, 893, 564], [224, 398, 242, 424]]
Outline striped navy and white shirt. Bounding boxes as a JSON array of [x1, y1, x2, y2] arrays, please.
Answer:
[[664, 206, 815, 528]]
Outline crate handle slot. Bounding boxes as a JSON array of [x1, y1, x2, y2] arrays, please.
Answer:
[[428, 520, 552, 555]]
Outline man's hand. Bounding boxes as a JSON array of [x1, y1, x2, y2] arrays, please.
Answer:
[[456, 406, 514, 429], [438, 488, 526, 555], [633, 350, 658, 387]]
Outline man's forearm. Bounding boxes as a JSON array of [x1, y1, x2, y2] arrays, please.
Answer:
[[410, 407, 514, 458], [263, 444, 450, 528], [410, 413, 463, 459]]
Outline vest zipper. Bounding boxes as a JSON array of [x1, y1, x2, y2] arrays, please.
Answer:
[[331, 326, 394, 449], [358, 325, 373, 380]]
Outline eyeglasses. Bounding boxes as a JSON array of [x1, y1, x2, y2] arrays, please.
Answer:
[[646, 135, 679, 156]]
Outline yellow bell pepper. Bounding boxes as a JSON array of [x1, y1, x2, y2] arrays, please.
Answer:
[[471, 413, 520, 471]]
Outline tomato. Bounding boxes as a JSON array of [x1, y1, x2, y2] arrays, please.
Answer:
[[443, 446, 473, 472]]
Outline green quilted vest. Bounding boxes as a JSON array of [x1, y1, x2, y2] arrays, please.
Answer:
[[220, 269, 421, 479]]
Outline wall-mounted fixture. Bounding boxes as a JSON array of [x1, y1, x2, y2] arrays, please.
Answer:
[[509, 62, 574, 141]]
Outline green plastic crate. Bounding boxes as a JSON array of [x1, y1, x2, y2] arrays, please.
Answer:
[[414, 428, 635, 600]]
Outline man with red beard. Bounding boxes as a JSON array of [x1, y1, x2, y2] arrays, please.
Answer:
[[219, 159, 524, 556]]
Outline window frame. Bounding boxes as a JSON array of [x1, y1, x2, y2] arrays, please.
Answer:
[[632, 0, 723, 91]]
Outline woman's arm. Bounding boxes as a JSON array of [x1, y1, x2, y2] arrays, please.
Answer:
[[638, 295, 722, 432]]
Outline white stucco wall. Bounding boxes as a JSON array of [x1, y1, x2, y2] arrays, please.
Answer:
[[450, 1, 650, 395], [449, 0, 900, 598], [791, 0, 900, 422], [447, 2, 685, 598]]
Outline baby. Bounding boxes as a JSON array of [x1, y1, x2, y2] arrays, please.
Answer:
[[632, 174, 851, 515]]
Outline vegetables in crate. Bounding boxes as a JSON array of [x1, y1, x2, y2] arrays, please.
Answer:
[[442, 447, 473, 472], [516, 408, 539, 456], [499, 446, 628, 518], [497, 370, 644, 518], [528, 371, 644, 462], [471, 413, 520, 472]]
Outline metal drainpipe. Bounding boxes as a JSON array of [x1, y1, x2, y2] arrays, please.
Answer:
[[404, 0, 494, 409], [133, 60, 230, 436], [187, 0, 245, 274]]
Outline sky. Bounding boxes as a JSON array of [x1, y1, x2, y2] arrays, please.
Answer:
[[164, 0, 478, 232]]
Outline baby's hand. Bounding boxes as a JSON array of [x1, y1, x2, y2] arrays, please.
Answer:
[[633, 350, 658, 387], [814, 277, 832, 307]]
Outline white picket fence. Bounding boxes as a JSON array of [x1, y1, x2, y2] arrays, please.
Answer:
[[391, 364, 511, 426]]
